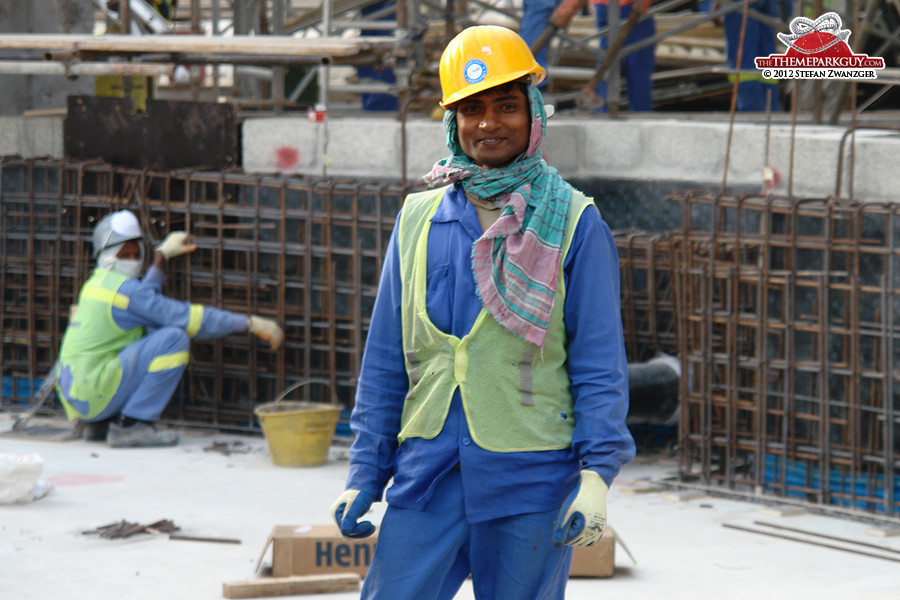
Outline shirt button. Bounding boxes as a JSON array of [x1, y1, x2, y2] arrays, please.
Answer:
[[462, 437, 471, 446]]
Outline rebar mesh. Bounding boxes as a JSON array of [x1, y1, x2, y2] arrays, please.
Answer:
[[0, 157, 408, 430], [672, 190, 899, 515]]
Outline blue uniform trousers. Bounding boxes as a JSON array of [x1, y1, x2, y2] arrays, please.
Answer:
[[361, 468, 573, 600], [723, 0, 781, 111], [89, 327, 190, 422], [595, 3, 656, 112], [520, 0, 560, 71]]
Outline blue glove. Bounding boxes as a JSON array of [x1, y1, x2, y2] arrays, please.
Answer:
[[552, 470, 609, 547], [329, 489, 376, 538]]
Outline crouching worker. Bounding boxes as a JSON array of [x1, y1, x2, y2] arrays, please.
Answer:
[[329, 25, 635, 599], [56, 210, 284, 448]]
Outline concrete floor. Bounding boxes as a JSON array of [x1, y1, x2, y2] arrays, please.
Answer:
[[1, 420, 898, 600]]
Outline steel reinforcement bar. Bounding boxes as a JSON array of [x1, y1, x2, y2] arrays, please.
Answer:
[[0, 157, 408, 430], [672, 190, 899, 516]]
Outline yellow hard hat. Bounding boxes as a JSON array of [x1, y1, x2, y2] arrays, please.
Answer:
[[439, 25, 546, 108]]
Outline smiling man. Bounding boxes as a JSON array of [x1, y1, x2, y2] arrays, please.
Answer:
[[329, 25, 635, 599]]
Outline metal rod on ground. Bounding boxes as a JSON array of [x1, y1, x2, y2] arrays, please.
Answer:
[[723, 522, 900, 563], [169, 534, 242, 544], [753, 521, 900, 554], [12, 360, 60, 431]]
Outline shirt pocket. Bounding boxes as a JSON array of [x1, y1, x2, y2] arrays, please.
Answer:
[[425, 263, 452, 334]]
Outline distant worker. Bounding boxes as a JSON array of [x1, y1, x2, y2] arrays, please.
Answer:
[[357, 0, 398, 111], [713, 0, 784, 111], [329, 25, 635, 598], [56, 210, 284, 448], [520, 0, 656, 111], [592, 0, 656, 111], [97, 0, 179, 110]]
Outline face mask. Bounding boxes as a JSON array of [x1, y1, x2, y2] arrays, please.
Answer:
[[110, 259, 143, 279]]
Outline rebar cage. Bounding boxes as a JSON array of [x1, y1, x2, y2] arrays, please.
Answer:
[[0, 156, 408, 429]]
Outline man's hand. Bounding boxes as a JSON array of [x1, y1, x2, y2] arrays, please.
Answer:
[[552, 470, 609, 547], [330, 489, 376, 538], [247, 316, 284, 350], [156, 231, 197, 259]]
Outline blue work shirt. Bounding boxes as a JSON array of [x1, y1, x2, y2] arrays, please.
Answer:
[[347, 184, 635, 524], [113, 265, 247, 338]]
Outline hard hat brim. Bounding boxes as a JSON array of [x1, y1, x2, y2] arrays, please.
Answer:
[[440, 68, 546, 108]]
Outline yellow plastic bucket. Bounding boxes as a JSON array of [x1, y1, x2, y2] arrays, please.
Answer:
[[255, 400, 341, 467]]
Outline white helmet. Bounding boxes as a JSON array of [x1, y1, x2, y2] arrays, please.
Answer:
[[92, 210, 144, 258]]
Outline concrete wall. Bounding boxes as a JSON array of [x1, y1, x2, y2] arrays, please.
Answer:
[[4, 111, 899, 205], [0, 0, 95, 115], [243, 116, 900, 203], [0, 115, 65, 158]]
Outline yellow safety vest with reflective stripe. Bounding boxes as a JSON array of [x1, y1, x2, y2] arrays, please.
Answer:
[[57, 268, 145, 419], [396, 186, 594, 452]]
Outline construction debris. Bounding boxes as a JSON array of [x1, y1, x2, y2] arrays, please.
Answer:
[[170, 534, 241, 545], [204, 440, 253, 456], [222, 573, 360, 599], [83, 519, 179, 539], [723, 522, 900, 564]]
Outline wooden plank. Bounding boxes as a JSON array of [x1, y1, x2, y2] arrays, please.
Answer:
[[222, 574, 360, 599], [0, 34, 395, 58]]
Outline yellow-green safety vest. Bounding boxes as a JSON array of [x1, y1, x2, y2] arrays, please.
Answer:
[[396, 186, 596, 452], [57, 268, 145, 419]]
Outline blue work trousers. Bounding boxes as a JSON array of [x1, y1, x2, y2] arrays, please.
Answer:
[[595, 3, 656, 112], [91, 327, 190, 422], [723, 3, 781, 111], [520, 0, 560, 71], [361, 468, 572, 600]]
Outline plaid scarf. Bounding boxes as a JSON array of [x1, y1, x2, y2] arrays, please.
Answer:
[[423, 85, 572, 349]]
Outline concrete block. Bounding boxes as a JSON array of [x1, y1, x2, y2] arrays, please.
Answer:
[[325, 120, 400, 176], [788, 130, 845, 198], [848, 133, 900, 203], [647, 120, 726, 178], [404, 120, 448, 179], [582, 120, 644, 175], [723, 123, 769, 186], [542, 123, 582, 174], [242, 117, 319, 174], [0, 117, 21, 155], [23, 116, 64, 158]]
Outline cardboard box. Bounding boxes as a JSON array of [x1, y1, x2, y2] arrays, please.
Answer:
[[259, 524, 618, 580], [259, 525, 377, 578], [569, 529, 616, 578]]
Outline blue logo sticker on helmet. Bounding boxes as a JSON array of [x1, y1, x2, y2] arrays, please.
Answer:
[[463, 59, 487, 84]]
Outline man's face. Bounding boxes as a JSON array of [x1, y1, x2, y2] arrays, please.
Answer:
[[116, 240, 142, 260], [455, 84, 530, 169]]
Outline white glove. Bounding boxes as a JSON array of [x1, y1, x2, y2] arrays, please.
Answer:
[[156, 231, 197, 259], [247, 315, 284, 350], [552, 470, 609, 547]]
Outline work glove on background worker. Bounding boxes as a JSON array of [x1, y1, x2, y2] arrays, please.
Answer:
[[156, 231, 197, 259], [330, 489, 376, 538], [247, 316, 284, 350], [552, 469, 609, 547]]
